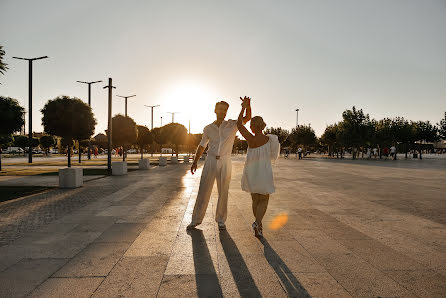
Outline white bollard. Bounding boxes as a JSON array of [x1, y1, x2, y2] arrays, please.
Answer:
[[183, 156, 190, 163], [112, 161, 128, 175], [171, 156, 178, 164], [138, 159, 150, 170], [59, 167, 83, 188], [159, 156, 167, 166]]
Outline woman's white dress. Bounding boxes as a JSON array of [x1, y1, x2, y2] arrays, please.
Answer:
[[241, 134, 280, 195]]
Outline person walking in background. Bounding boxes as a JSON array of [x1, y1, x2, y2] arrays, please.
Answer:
[[94, 146, 98, 158], [373, 147, 378, 158], [298, 147, 303, 159], [383, 147, 389, 160], [187, 97, 252, 230], [390, 145, 397, 160], [237, 99, 280, 238]]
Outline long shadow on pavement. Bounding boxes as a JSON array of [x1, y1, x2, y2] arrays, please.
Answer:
[[187, 229, 223, 297], [219, 230, 262, 297], [260, 238, 311, 297]]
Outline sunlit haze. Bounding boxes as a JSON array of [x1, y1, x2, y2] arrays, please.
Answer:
[[1, 0, 445, 137]]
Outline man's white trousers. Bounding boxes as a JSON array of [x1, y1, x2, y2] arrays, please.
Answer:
[[191, 156, 232, 224]]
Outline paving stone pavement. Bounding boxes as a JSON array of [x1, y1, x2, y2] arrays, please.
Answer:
[[0, 156, 445, 297]]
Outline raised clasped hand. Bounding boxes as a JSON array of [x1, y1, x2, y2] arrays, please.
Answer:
[[240, 96, 251, 108]]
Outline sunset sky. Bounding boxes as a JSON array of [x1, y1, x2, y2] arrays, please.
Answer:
[[1, 0, 445, 137]]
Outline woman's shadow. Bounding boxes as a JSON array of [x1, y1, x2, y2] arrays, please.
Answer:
[[260, 237, 311, 297]]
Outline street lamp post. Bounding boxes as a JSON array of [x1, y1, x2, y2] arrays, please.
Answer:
[[144, 105, 160, 157], [13, 55, 48, 163], [117, 94, 136, 117], [144, 104, 160, 130], [167, 112, 179, 123], [295, 108, 300, 127], [77, 80, 102, 160], [103, 78, 116, 175]]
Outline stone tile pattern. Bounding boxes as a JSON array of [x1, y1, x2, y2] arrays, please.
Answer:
[[0, 156, 445, 297]]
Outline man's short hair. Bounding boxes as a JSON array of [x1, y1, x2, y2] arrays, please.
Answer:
[[215, 101, 229, 110]]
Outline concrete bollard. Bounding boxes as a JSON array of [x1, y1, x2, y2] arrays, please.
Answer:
[[138, 159, 150, 170], [112, 161, 128, 175], [159, 156, 167, 166], [183, 156, 190, 163], [171, 156, 178, 164], [59, 167, 83, 188]]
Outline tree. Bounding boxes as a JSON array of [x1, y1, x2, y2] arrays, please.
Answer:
[[264, 127, 290, 145], [41, 96, 96, 167], [92, 133, 108, 150], [0, 46, 8, 82], [320, 124, 341, 157], [162, 123, 188, 157], [339, 106, 371, 159], [438, 112, 446, 140], [413, 121, 439, 159], [136, 125, 153, 159], [14, 135, 28, 155], [40, 135, 56, 155], [0, 96, 25, 170], [289, 125, 317, 154], [108, 114, 137, 161]]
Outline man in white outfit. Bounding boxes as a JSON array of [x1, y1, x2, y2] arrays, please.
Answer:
[[187, 98, 251, 230]]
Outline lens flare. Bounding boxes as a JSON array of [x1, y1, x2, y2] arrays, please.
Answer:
[[269, 213, 289, 230]]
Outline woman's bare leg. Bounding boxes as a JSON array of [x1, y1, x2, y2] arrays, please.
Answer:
[[255, 194, 270, 227], [251, 193, 258, 218]]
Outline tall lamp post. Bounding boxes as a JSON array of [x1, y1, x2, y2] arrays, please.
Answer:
[[117, 94, 136, 117], [12, 55, 48, 163], [295, 108, 300, 127], [167, 112, 179, 123], [144, 104, 160, 130], [103, 78, 116, 175], [76, 80, 102, 160]]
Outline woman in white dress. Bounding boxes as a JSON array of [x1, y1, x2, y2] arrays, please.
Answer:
[[237, 98, 280, 237]]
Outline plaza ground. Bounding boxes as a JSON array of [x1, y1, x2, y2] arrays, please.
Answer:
[[0, 156, 445, 297]]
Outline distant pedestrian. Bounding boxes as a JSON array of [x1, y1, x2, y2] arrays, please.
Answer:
[[373, 148, 378, 158], [366, 147, 372, 159], [390, 145, 396, 160], [383, 147, 389, 159], [94, 147, 98, 158], [298, 147, 303, 159]]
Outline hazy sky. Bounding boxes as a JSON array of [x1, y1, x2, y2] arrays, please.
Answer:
[[1, 0, 445, 137]]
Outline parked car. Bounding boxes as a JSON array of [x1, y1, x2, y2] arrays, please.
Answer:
[[127, 148, 137, 154], [6, 147, 24, 154]]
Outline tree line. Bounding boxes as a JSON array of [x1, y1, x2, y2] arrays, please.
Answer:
[[263, 106, 446, 160]]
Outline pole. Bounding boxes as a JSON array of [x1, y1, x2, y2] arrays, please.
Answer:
[[76, 80, 102, 160], [28, 60, 32, 163], [87, 83, 91, 160], [104, 78, 116, 175], [125, 98, 127, 117], [13, 56, 48, 162], [295, 108, 299, 127]]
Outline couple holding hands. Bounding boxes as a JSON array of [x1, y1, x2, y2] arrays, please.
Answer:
[[187, 96, 280, 238]]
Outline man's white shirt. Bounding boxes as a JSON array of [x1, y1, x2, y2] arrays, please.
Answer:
[[199, 119, 238, 157]]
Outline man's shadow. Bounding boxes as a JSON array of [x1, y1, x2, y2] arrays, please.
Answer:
[[187, 229, 223, 297], [260, 237, 311, 297], [219, 230, 262, 297]]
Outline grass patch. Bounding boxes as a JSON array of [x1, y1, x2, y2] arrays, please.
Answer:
[[0, 186, 53, 203]]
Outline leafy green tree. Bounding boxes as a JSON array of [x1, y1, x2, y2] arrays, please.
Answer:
[[321, 124, 340, 157], [0, 46, 8, 82], [41, 96, 96, 167], [92, 133, 108, 149], [136, 125, 153, 159], [0, 96, 25, 169], [289, 125, 317, 154], [162, 123, 188, 157], [413, 121, 438, 159], [40, 135, 56, 155], [438, 112, 446, 140], [14, 135, 28, 154], [108, 114, 137, 161], [338, 106, 371, 159], [264, 127, 290, 145]]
